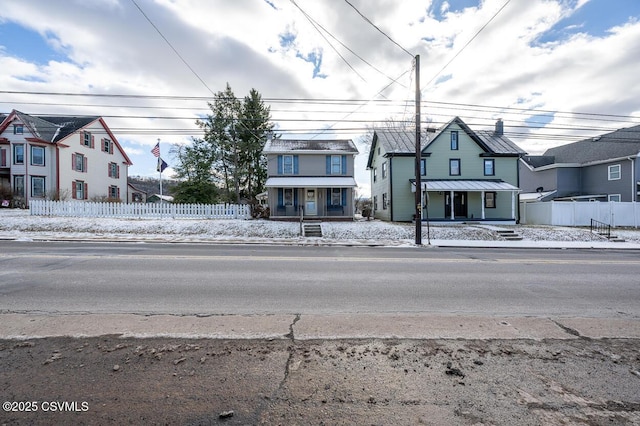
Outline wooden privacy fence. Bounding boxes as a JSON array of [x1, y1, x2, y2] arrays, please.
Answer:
[[30, 200, 251, 220]]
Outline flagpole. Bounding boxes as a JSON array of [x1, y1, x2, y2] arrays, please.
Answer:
[[158, 138, 163, 204]]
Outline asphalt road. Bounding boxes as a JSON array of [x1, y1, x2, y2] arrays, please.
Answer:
[[1, 241, 639, 318]]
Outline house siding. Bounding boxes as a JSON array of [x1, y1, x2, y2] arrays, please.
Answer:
[[582, 161, 633, 201], [369, 140, 391, 221]]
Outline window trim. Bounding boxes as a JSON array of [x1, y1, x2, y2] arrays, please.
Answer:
[[608, 194, 621, 202], [420, 158, 427, 176], [608, 164, 621, 181], [282, 154, 294, 175], [381, 161, 387, 179], [13, 144, 24, 165], [450, 131, 459, 150], [330, 155, 342, 175], [449, 158, 461, 176], [30, 145, 45, 166], [13, 175, 25, 197], [331, 188, 342, 206], [373, 167, 377, 182], [485, 192, 496, 208], [31, 176, 46, 198], [484, 159, 495, 176], [382, 192, 388, 210], [13, 124, 24, 135]]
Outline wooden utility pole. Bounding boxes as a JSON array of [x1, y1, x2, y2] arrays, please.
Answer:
[[414, 55, 422, 245]]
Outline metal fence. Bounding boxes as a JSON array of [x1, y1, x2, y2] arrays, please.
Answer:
[[29, 200, 251, 220], [520, 201, 640, 227]]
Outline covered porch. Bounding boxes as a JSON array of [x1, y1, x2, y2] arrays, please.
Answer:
[[412, 180, 520, 223], [265, 177, 357, 221]]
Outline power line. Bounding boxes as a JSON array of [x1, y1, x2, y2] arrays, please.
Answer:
[[343, 0, 414, 57], [129, 0, 216, 97], [422, 0, 512, 89]]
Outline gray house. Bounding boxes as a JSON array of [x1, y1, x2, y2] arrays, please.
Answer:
[[368, 117, 525, 222], [263, 138, 359, 220], [520, 124, 640, 202]]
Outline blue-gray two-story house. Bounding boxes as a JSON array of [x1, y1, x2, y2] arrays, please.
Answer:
[[263, 138, 359, 220]]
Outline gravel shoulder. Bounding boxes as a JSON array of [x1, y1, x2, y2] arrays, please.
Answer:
[[2, 336, 640, 425]]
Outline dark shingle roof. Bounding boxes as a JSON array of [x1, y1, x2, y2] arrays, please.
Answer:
[[522, 155, 556, 168], [544, 124, 640, 164], [263, 138, 358, 153], [475, 130, 526, 155], [373, 130, 429, 154], [12, 111, 98, 143]]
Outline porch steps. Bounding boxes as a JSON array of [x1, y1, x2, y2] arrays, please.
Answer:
[[303, 222, 323, 238], [496, 229, 523, 241]]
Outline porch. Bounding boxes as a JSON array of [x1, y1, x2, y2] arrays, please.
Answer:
[[412, 180, 520, 222], [265, 177, 357, 221]]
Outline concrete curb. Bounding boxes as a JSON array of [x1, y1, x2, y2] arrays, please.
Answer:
[[1, 313, 638, 340]]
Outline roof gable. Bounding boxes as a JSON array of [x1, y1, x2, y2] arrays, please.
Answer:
[[544, 124, 640, 164]]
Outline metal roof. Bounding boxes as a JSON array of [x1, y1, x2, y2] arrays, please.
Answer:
[[265, 177, 357, 188], [410, 180, 520, 192]]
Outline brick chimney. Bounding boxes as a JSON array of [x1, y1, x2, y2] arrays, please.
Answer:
[[494, 118, 504, 136]]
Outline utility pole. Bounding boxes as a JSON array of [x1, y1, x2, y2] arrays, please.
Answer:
[[414, 55, 422, 245]]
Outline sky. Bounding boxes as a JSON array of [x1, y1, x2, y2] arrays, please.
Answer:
[[1, 0, 639, 197]]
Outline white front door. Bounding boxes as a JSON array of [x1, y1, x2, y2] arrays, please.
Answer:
[[305, 188, 317, 215]]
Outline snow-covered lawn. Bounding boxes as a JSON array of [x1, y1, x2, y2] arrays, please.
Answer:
[[1, 209, 639, 244]]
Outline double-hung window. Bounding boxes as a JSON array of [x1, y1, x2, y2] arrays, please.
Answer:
[[102, 138, 113, 154], [31, 176, 45, 198], [485, 192, 496, 208], [381, 161, 387, 179], [608, 164, 621, 180], [83, 131, 93, 147], [13, 144, 24, 165], [484, 159, 495, 176], [420, 158, 427, 176], [331, 188, 342, 206], [449, 159, 461, 176], [109, 185, 119, 199], [74, 153, 87, 172], [331, 155, 342, 175], [14, 175, 25, 196], [13, 124, 23, 135], [31, 146, 45, 166], [73, 180, 86, 200], [282, 155, 294, 174], [108, 162, 119, 178]]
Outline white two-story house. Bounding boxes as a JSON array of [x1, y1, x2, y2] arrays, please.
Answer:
[[263, 138, 359, 220], [0, 110, 132, 206]]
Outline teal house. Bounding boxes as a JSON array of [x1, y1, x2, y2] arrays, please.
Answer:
[[367, 117, 525, 222]]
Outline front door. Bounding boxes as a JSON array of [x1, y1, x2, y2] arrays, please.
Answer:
[[305, 188, 317, 215], [444, 191, 468, 219]]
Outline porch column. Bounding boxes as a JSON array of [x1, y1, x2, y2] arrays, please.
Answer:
[[450, 190, 455, 220], [511, 191, 516, 220], [481, 191, 485, 220]]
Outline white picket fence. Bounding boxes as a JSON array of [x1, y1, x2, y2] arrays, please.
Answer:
[[30, 200, 251, 220], [520, 201, 640, 227]]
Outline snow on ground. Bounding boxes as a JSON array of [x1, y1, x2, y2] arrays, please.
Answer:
[[1, 208, 639, 245]]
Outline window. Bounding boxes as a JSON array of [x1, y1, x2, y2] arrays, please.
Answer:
[[14, 144, 24, 165], [373, 167, 377, 182], [331, 155, 342, 175], [13, 124, 23, 135], [108, 162, 119, 178], [0, 148, 7, 167], [382, 193, 388, 210], [83, 132, 93, 148], [608, 164, 621, 180], [484, 159, 495, 176], [73, 153, 87, 172], [102, 138, 113, 154], [109, 185, 120, 200], [485, 192, 496, 208], [14, 175, 25, 196], [449, 159, 461, 176], [31, 146, 45, 166], [73, 181, 86, 200], [373, 195, 378, 211], [31, 176, 45, 198], [331, 188, 341, 206], [608, 194, 621, 202], [450, 131, 458, 150], [283, 188, 293, 206], [420, 158, 427, 176], [283, 155, 294, 174], [382, 161, 387, 179]]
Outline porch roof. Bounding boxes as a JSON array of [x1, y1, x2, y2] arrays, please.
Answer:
[[410, 179, 520, 192], [265, 176, 357, 188]]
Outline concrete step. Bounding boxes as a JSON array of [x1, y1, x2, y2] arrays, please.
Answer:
[[496, 229, 523, 241], [303, 224, 322, 238]]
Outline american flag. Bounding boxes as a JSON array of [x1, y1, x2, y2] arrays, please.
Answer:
[[151, 142, 160, 158]]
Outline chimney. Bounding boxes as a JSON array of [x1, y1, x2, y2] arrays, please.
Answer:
[[494, 118, 504, 136]]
